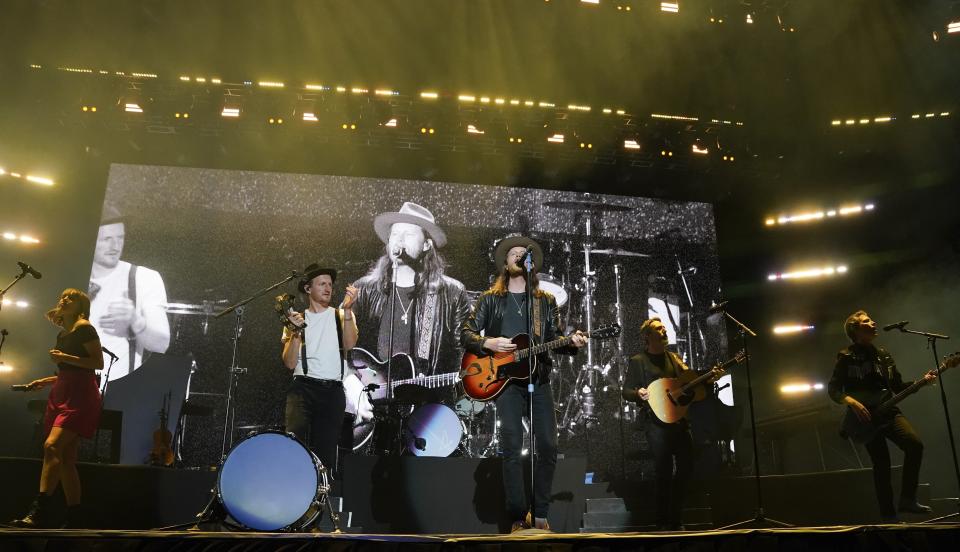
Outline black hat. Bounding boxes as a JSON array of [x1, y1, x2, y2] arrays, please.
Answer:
[[298, 262, 337, 293], [100, 204, 126, 226], [493, 234, 543, 271]]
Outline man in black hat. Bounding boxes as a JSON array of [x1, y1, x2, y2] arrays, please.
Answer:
[[348, 202, 472, 412], [281, 264, 358, 476], [461, 234, 587, 532], [88, 205, 170, 384]]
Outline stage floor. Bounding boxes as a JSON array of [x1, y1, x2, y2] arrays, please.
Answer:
[[2, 524, 960, 551]]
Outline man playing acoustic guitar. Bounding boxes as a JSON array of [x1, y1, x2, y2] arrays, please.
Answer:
[[828, 310, 935, 523], [461, 234, 587, 533], [622, 317, 726, 531]]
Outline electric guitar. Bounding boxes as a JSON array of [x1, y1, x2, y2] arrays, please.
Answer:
[[460, 324, 621, 401], [839, 352, 959, 444], [346, 347, 461, 450], [645, 350, 746, 424]]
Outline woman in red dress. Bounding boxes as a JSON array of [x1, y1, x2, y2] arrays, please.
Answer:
[[10, 288, 103, 528]]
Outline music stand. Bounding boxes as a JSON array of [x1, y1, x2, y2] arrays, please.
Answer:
[[715, 303, 792, 529]]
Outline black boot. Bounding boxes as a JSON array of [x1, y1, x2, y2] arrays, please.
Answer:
[[9, 494, 55, 529]]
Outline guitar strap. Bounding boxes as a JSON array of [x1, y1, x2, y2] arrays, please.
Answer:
[[127, 264, 138, 374], [532, 293, 542, 340], [300, 310, 308, 377], [416, 293, 437, 362]]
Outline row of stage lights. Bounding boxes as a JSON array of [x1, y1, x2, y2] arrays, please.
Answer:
[[830, 112, 951, 126], [764, 199, 877, 344], [2, 160, 52, 261], [573, 0, 796, 31]]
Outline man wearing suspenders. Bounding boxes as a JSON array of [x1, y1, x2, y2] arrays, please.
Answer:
[[281, 263, 359, 477]]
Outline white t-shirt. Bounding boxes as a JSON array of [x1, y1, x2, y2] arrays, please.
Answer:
[[89, 260, 168, 382], [282, 308, 345, 381]]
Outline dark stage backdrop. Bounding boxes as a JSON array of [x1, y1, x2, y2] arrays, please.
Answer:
[[94, 163, 727, 477]]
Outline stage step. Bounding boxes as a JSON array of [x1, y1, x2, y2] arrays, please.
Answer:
[[585, 497, 629, 513]]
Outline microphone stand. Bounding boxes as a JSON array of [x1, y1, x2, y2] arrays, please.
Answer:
[[0, 268, 30, 313], [378, 254, 400, 454], [524, 250, 539, 525], [717, 304, 792, 529], [214, 271, 300, 458], [893, 325, 960, 524], [93, 353, 119, 463]]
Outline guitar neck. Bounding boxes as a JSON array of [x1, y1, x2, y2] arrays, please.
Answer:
[[515, 334, 587, 360], [877, 374, 931, 412], [392, 372, 459, 389], [677, 355, 740, 395]]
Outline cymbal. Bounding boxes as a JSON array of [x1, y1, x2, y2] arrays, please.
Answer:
[[543, 200, 632, 212], [590, 248, 651, 258]]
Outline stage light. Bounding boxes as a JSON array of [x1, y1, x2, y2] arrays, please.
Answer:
[[948, 21, 959, 34], [508, 137, 524, 143], [925, 113, 935, 118], [494, 98, 505, 105], [767, 265, 848, 281], [773, 325, 815, 335], [831, 120, 841, 125], [510, 99, 521, 105], [661, 2, 679, 13], [912, 114, 921, 119], [195, 77, 206, 83], [581, 0, 599, 4], [179, 76, 190, 82], [124, 103, 143, 113], [258, 81, 284, 88], [351, 87, 368, 94], [0, 363, 12, 373], [579, 142, 593, 149], [305, 84, 324, 91], [2, 298, 29, 309], [652, 113, 699, 121], [766, 203, 875, 226], [874, 116, 892, 123], [26, 175, 54, 186], [538, 102, 555, 108], [458, 95, 476, 102], [374, 89, 395, 96], [211, 78, 221, 84], [336, 86, 347, 93], [780, 383, 824, 394], [568, 104, 591, 112], [420, 91, 439, 99], [384, 118, 398, 127], [746, 14, 754, 24], [547, 133, 565, 143], [0, 167, 4, 175], [858, 118, 869, 124], [302, 112, 318, 122], [467, 124, 485, 135], [603, 108, 613, 114], [941, 112, 950, 117], [221, 107, 240, 118], [692, 144, 708, 155], [480, 97, 491, 104], [616, 109, 626, 115], [524, 101, 535, 107], [624, 139, 641, 150]]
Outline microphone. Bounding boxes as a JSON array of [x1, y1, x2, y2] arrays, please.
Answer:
[[101, 346, 119, 361], [521, 246, 535, 271], [708, 300, 728, 314], [16, 262, 42, 279], [414, 437, 427, 451], [10, 384, 30, 392], [883, 321, 909, 332]]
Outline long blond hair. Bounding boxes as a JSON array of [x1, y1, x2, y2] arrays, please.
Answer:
[[46, 288, 91, 327]]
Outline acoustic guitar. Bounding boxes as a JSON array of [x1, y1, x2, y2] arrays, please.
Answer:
[[460, 324, 621, 401], [645, 350, 746, 424], [839, 352, 959, 443]]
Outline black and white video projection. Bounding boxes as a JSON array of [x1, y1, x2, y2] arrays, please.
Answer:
[[91, 163, 731, 477]]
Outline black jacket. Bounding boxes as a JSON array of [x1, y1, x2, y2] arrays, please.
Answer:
[[828, 342, 911, 406], [352, 275, 472, 375], [460, 290, 576, 379]]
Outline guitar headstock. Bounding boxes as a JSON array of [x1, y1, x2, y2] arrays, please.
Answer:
[[589, 324, 622, 340], [940, 352, 960, 372]]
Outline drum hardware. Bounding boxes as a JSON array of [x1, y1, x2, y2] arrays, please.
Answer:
[[192, 430, 341, 532], [403, 403, 464, 457], [214, 271, 301, 459]]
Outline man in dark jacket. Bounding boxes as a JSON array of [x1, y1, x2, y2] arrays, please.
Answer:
[[828, 310, 935, 522], [461, 234, 586, 532]]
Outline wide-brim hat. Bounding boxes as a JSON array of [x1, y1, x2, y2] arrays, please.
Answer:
[[298, 262, 337, 293], [374, 201, 447, 248], [494, 234, 543, 271]]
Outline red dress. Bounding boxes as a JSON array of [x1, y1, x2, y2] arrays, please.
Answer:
[[44, 324, 102, 438]]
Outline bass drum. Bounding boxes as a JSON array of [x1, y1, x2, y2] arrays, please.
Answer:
[[217, 431, 327, 531], [404, 403, 464, 457], [537, 273, 568, 308]]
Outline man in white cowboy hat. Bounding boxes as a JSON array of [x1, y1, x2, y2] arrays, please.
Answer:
[[461, 234, 587, 532], [347, 202, 472, 438]]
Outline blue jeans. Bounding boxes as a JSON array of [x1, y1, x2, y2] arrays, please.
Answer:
[[495, 381, 558, 520]]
